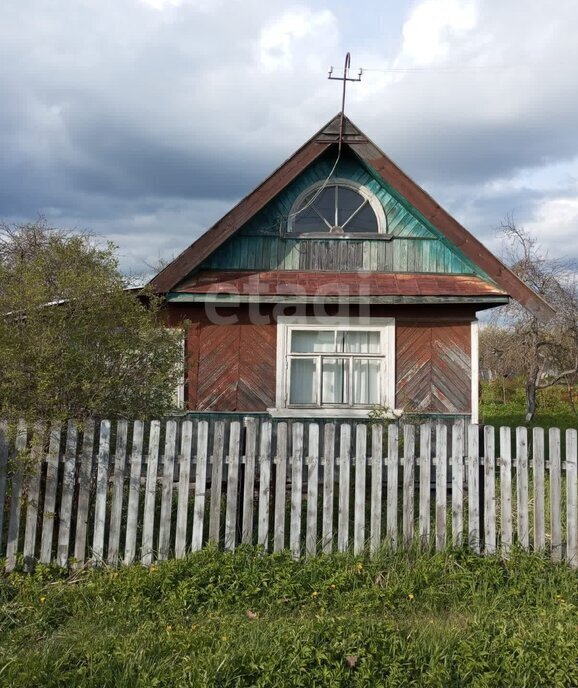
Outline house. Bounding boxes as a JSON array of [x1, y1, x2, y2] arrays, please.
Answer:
[[150, 114, 554, 422]]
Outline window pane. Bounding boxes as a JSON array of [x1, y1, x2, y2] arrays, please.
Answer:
[[337, 187, 365, 226], [289, 359, 317, 404], [314, 187, 336, 224], [345, 203, 378, 232], [291, 330, 335, 353], [352, 359, 380, 405], [322, 357, 348, 404], [344, 331, 380, 353]]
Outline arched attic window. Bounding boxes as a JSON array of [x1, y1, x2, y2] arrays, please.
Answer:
[[288, 178, 386, 236]]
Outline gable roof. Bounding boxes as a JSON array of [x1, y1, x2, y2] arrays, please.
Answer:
[[150, 114, 555, 322]]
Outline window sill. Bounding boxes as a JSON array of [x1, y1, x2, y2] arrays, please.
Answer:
[[282, 232, 395, 241], [267, 407, 402, 419]]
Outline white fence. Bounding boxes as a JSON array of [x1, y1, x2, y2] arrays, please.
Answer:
[[0, 418, 576, 571]]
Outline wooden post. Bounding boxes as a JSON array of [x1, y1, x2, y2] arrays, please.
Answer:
[[353, 424, 367, 555], [451, 420, 464, 547], [158, 420, 177, 560], [500, 426, 512, 556], [257, 421, 272, 550], [224, 420, 241, 551], [191, 420, 209, 551], [290, 422, 304, 558], [549, 427, 562, 562], [0, 421, 8, 558], [23, 421, 46, 571], [142, 420, 160, 566], [467, 424, 480, 553], [532, 427, 545, 552], [338, 423, 351, 553], [387, 423, 399, 548], [124, 421, 143, 565], [435, 423, 447, 553], [6, 420, 27, 572], [483, 425, 496, 555], [58, 421, 77, 569], [92, 420, 111, 564], [516, 427, 529, 550], [40, 422, 62, 564], [306, 423, 320, 557], [208, 421, 225, 545], [370, 424, 383, 554], [419, 423, 431, 549], [241, 418, 258, 545], [273, 422, 288, 552], [107, 420, 128, 566], [322, 423, 335, 553], [175, 420, 193, 559], [74, 420, 94, 566], [566, 429, 577, 568]]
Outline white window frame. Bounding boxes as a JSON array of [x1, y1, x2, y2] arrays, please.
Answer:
[[272, 315, 395, 418], [287, 178, 387, 235]]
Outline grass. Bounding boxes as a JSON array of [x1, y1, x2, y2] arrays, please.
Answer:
[[1, 547, 577, 687]]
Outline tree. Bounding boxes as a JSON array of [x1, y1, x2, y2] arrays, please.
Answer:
[[481, 217, 578, 421], [0, 220, 184, 421]]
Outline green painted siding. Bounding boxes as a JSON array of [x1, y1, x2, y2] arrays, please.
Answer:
[[200, 152, 489, 278]]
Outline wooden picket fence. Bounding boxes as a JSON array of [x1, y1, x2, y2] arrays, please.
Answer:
[[0, 417, 577, 571]]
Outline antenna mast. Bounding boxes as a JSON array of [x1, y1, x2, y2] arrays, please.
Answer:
[[328, 52, 362, 151]]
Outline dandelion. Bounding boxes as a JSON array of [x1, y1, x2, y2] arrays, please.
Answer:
[[39, 596, 46, 604], [221, 635, 228, 642], [149, 566, 157, 573], [166, 625, 172, 632], [356, 562, 363, 572], [330, 584, 336, 590], [407, 593, 414, 601], [311, 591, 319, 598]]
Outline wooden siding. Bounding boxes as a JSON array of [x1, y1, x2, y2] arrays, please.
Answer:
[[200, 152, 485, 277], [396, 322, 471, 413], [195, 322, 276, 412]]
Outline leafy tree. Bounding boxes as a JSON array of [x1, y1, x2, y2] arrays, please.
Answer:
[[0, 220, 183, 421], [481, 217, 578, 421]]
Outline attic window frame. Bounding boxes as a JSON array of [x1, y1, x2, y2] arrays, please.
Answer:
[[287, 178, 387, 238]]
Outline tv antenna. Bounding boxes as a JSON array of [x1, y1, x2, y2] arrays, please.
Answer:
[[328, 52, 362, 151]]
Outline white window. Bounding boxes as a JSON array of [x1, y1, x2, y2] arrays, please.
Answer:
[[274, 317, 395, 417], [288, 178, 387, 235]]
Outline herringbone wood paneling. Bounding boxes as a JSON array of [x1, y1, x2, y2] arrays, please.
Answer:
[[396, 322, 471, 413], [192, 322, 276, 412]]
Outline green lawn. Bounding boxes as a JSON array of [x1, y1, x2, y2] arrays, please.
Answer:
[[1, 547, 577, 687]]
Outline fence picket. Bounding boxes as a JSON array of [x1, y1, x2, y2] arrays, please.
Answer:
[[468, 425, 480, 552], [6, 421, 27, 572], [290, 423, 304, 558], [322, 424, 335, 554], [387, 424, 399, 548], [158, 420, 177, 560], [419, 424, 431, 548], [58, 421, 78, 568], [483, 425, 496, 555], [306, 423, 320, 557], [371, 424, 384, 554], [124, 421, 143, 565], [175, 420, 193, 559], [224, 420, 241, 551], [141, 420, 160, 566], [107, 420, 128, 565], [74, 420, 94, 566], [435, 423, 447, 552], [0, 421, 8, 558], [39, 423, 62, 564], [92, 420, 111, 563], [353, 424, 367, 555], [451, 421, 464, 547], [516, 427, 529, 550], [402, 424, 415, 547], [274, 422, 288, 552], [23, 422, 45, 570], [338, 424, 351, 553], [208, 421, 225, 545], [242, 418, 258, 544], [566, 429, 578, 568], [257, 421, 272, 550], [191, 420, 209, 551], [533, 427, 545, 552], [500, 426, 512, 555], [549, 428, 562, 562]]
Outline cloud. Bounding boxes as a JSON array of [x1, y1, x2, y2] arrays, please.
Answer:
[[0, 0, 577, 272]]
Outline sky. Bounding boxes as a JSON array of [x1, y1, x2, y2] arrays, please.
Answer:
[[2, 0, 578, 278]]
